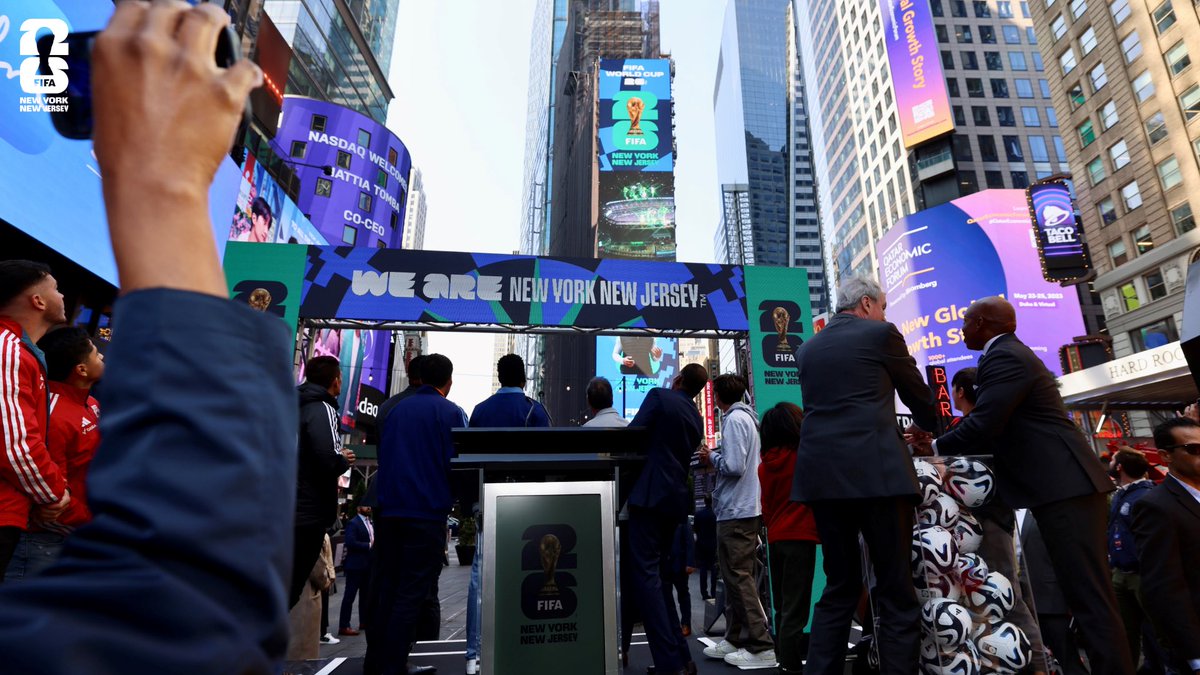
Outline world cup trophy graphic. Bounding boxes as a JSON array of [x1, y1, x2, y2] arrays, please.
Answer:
[[773, 307, 791, 352], [248, 288, 273, 312], [626, 97, 645, 136], [539, 534, 562, 596]]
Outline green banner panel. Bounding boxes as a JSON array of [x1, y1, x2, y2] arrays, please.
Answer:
[[743, 266, 812, 416], [222, 241, 308, 340]]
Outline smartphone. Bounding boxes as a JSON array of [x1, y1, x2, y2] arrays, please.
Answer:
[[38, 25, 247, 140]]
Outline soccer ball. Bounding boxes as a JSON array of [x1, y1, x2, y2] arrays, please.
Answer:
[[955, 552, 990, 591], [914, 459, 944, 507], [913, 525, 959, 579], [967, 571, 1015, 623], [921, 598, 973, 651], [953, 512, 984, 554], [976, 621, 1033, 673], [920, 493, 962, 530], [916, 572, 964, 603], [944, 458, 995, 508], [920, 639, 982, 675]]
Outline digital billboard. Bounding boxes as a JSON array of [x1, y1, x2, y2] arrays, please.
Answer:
[[0, 0, 242, 286], [878, 0, 954, 148], [275, 96, 413, 249], [596, 172, 676, 261], [876, 190, 1085, 393], [597, 59, 673, 172], [594, 336, 679, 419], [1027, 180, 1092, 283], [744, 266, 812, 415], [229, 151, 328, 246]]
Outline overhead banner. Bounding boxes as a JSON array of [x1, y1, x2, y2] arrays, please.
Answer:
[[876, 189, 1085, 397], [301, 247, 748, 333], [879, 0, 954, 148], [1027, 180, 1092, 284], [597, 58, 673, 172], [745, 266, 812, 415]]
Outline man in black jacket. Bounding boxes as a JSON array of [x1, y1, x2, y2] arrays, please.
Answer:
[[292, 356, 354, 609]]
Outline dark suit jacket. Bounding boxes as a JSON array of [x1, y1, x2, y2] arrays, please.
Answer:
[[1018, 509, 1069, 615], [628, 387, 703, 520], [342, 515, 373, 572], [1131, 477, 1200, 660], [936, 334, 1110, 508], [791, 312, 936, 502]]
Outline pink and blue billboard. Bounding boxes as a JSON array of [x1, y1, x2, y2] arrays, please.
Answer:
[[876, 190, 1084, 387], [275, 97, 412, 249], [879, 0, 954, 148]]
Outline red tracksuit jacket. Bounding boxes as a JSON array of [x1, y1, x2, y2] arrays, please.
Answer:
[[40, 381, 100, 532]]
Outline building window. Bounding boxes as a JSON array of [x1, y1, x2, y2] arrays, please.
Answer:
[[999, 0, 1015, 17], [1110, 0, 1131, 25], [981, 26, 997, 44], [943, 50, 955, 69], [1080, 27, 1098, 54], [1030, 135, 1051, 161], [342, 225, 357, 245], [388, 148, 398, 167], [1134, 224, 1156, 256], [948, 78, 961, 96], [954, 105, 967, 125], [1033, 52, 1044, 70], [1100, 100, 1119, 128], [967, 78, 985, 97], [289, 141, 307, 159], [992, 79, 1011, 97], [357, 129, 371, 147], [1121, 32, 1142, 63], [937, 24, 950, 43], [1054, 135, 1068, 161], [1158, 155, 1183, 190], [375, 168, 388, 189], [1040, 79, 1052, 97], [986, 170, 1006, 187], [1022, 106, 1042, 126], [957, 25, 974, 43], [1028, 26, 1038, 44], [1087, 156, 1107, 184], [1047, 106, 1059, 126], [974, 0, 992, 15], [980, 135, 999, 160], [1004, 26, 1021, 44], [1016, 78, 1035, 98], [1004, 135, 1025, 161], [998, 106, 1017, 126], [1110, 139, 1131, 168], [1166, 41, 1191, 76], [1152, 1, 1177, 34], [1109, 238, 1127, 264], [1009, 52, 1028, 70], [972, 106, 992, 125], [953, 135, 974, 160], [359, 192, 373, 211], [963, 51, 980, 69], [1099, 195, 1118, 224], [1078, 119, 1097, 147], [1089, 62, 1108, 91], [952, 0, 968, 16], [1052, 15, 1067, 40], [315, 178, 332, 197], [986, 51, 1003, 70], [1060, 49, 1078, 74], [960, 170, 980, 194], [1180, 84, 1200, 120], [1171, 201, 1196, 234], [1012, 171, 1030, 188], [1121, 180, 1143, 210], [1130, 317, 1178, 351], [1132, 71, 1155, 103], [310, 114, 327, 132], [336, 150, 353, 170], [932, 0, 945, 16], [1022, 1, 1032, 17], [1119, 282, 1140, 311]]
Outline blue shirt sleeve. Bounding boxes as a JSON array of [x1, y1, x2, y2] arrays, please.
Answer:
[[0, 289, 298, 674]]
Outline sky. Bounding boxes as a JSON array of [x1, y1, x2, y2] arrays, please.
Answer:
[[386, 0, 727, 414]]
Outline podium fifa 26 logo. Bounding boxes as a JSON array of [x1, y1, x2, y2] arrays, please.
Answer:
[[18, 19, 69, 95]]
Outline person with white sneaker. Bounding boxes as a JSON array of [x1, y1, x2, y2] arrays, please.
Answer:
[[698, 374, 776, 669]]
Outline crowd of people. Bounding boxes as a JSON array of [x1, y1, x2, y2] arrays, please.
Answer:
[[0, 3, 1198, 675]]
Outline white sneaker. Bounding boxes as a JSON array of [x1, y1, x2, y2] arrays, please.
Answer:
[[465, 657, 478, 674], [724, 648, 777, 669], [702, 640, 738, 659], [319, 633, 340, 645]]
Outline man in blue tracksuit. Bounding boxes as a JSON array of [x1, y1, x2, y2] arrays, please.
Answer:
[[366, 354, 467, 675]]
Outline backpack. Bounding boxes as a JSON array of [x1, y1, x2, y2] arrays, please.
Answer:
[[1107, 481, 1154, 572]]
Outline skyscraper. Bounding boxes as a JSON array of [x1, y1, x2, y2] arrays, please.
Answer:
[[401, 166, 427, 251]]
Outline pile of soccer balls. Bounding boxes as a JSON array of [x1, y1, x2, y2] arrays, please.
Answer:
[[912, 458, 1033, 675]]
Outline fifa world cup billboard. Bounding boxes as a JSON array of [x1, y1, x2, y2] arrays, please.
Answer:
[[879, 0, 955, 148], [275, 97, 413, 249]]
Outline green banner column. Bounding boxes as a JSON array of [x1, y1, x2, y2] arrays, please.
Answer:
[[743, 265, 813, 415], [222, 241, 309, 340]]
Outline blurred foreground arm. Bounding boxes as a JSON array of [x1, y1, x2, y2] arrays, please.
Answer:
[[0, 3, 296, 673]]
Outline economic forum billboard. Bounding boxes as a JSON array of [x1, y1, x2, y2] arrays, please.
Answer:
[[275, 97, 413, 249], [879, 0, 954, 148], [877, 190, 1084, 391]]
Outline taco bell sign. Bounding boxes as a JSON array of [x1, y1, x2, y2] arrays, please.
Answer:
[[276, 97, 413, 248]]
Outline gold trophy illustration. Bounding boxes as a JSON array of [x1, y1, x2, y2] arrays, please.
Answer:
[[539, 534, 562, 596], [773, 307, 791, 352], [248, 288, 272, 312], [626, 97, 645, 136]]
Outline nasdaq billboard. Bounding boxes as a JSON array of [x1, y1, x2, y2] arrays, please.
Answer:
[[597, 59, 673, 172], [879, 0, 954, 148], [275, 97, 413, 249]]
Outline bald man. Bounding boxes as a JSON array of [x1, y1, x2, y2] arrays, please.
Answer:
[[931, 297, 1131, 675]]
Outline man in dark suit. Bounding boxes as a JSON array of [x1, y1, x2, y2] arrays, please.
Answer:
[[1134, 417, 1200, 672], [339, 505, 374, 635], [626, 363, 709, 675], [791, 277, 937, 675], [930, 296, 1131, 675]]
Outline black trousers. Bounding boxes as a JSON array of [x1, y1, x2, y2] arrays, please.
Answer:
[[697, 558, 717, 599], [1038, 614, 1088, 675], [806, 498, 920, 675], [768, 540, 816, 673], [290, 523, 327, 609], [1032, 492, 1135, 675], [340, 567, 369, 630], [663, 569, 691, 630], [627, 507, 690, 672], [363, 518, 445, 675], [0, 526, 20, 583]]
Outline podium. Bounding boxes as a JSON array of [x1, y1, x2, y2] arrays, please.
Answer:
[[452, 428, 648, 675]]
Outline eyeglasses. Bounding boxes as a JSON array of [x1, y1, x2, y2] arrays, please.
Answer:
[[1160, 442, 1200, 455]]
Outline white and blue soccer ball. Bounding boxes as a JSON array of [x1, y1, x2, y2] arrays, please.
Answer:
[[955, 552, 990, 591], [920, 639, 982, 675], [967, 571, 1015, 623], [914, 459, 944, 507], [953, 512, 984, 554], [913, 525, 960, 580], [920, 492, 962, 530], [916, 571, 964, 604], [976, 621, 1033, 674], [944, 458, 996, 508], [921, 598, 974, 651]]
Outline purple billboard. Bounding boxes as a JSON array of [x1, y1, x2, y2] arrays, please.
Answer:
[[876, 190, 1085, 391], [1028, 180, 1092, 283], [275, 97, 413, 248], [879, 0, 954, 148]]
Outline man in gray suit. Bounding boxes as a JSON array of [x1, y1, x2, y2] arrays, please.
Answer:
[[929, 296, 1131, 675], [791, 277, 937, 675]]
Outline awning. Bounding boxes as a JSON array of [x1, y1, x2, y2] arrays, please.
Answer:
[[1057, 341, 1198, 411]]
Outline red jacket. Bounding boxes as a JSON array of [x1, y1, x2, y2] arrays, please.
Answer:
[[0, 318, 67, 529], [759, 445, 819, 543], [38, 381, 100, 532]]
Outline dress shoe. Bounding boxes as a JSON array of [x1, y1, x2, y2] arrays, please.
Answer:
[[680, 624, 691, 637], [406, 663, 436, 675], [337, 627, 360, 637]]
